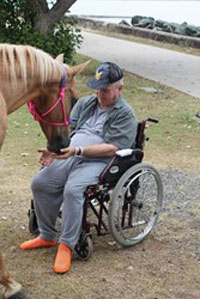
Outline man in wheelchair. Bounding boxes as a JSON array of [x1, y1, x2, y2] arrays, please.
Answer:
[[20, 62, 138, 274]]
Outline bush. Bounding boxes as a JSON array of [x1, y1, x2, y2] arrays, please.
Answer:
[[0, 0, 82, 63]]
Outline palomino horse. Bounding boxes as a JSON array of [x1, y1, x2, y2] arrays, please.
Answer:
[[0, 43, 89, 299]]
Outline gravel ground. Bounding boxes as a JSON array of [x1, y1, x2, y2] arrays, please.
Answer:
[[0, 166, 200, 299], [161, 169, 200, 234], [161, 168, 200, 213]]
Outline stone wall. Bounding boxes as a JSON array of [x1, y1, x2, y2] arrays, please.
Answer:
[[76, 17, 200, 49]]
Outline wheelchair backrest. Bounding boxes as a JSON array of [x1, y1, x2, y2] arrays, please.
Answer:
[[136, 117, 158, 149], [135, 121, 146, 150], [99, 117, 158, 186]]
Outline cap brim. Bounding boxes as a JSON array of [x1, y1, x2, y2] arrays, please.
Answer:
[[86, 78, 109, 90]]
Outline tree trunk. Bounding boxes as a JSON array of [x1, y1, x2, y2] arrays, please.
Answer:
[[34, 0, 77, 33]]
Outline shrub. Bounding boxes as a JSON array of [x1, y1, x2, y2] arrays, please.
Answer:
[[0, 0, 82, 63]]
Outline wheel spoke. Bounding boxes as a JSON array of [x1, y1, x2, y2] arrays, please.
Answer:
[[108, 163, 163, 246]]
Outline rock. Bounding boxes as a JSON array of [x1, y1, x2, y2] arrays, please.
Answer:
[[131, 15, 200, 37], [14, 121, 20, 128], [10, 246, 17, 252], [138, 86, 163, 93], [119, 20, 130, 26], [195, 112, 200, 118], [131, 15, 144, 25], [193, 112, 200, 123], [137, 18, 155, 29], [21, 153, 29, 157], [107, 241, 116, 246]]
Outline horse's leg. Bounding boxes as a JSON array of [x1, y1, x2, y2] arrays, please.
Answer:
[[0, 92, 7, 149], [0, 251, 11, 289], [0, 252, 27, 299], [0, 95, 27, 298]]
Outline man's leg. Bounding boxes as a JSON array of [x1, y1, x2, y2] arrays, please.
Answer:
[[53, 160, 107, 273], [20, 158, 79, 249]]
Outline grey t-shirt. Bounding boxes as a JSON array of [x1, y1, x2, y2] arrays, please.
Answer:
[[70, 95, 138, 150], [70, 104, 108, 148]]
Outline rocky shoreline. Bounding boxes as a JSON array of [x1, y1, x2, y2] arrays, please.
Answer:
[[75, 17, 200, 49]]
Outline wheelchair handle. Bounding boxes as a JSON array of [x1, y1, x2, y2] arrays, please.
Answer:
[[146, 117, 158, 123]]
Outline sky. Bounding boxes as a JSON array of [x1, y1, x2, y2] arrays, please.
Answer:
[[69, 0, 200, 27]]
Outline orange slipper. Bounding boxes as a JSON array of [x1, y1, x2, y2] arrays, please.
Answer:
[[20, 236, 57, 250], [53, 243, 72, 274]]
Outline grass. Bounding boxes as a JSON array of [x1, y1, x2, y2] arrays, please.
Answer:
[[2, 53, 199, 174]]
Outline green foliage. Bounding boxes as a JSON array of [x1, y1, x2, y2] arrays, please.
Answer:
[[0, 0, 82, 62]]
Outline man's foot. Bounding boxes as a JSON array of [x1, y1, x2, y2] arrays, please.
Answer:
[[53, 243, 72, 274], [20, 236, 57, 250]]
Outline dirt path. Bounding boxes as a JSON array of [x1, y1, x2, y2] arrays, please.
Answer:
[[0, 152, 199, 299]]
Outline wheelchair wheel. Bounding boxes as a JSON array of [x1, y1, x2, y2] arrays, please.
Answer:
[[74, 233, 93, 261], [28, 210, 39, 235], [108, 163, 163, 247]]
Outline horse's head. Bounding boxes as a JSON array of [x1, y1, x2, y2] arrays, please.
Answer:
[[31, 56, 90, 153]]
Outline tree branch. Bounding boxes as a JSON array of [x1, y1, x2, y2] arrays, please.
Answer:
[[34, 0, 77, 32], [49, 0, 77, 23]]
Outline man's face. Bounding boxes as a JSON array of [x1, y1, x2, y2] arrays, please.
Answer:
[[96, 83, 123, 109]]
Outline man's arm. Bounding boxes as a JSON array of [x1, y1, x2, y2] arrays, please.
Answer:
[[37, 143, 118, 166], [104, 110, 138, 149], [54, 143, 119, 160]]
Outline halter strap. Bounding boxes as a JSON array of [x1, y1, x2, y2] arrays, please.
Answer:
[[27, 74, 70, 127]]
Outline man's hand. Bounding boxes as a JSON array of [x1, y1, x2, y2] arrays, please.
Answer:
[[54, 147, 75, 159], [38, 148, 55, 166]]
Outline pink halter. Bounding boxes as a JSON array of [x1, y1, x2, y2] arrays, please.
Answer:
[[27, 75, 70, 127]]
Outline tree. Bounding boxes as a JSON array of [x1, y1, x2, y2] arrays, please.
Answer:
[[0, 0, 82, 62], [27, 0, 78, 33]]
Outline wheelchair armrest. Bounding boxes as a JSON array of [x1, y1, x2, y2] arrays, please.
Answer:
[[116, 149, 133, 157], [116, 148, 143, 158]]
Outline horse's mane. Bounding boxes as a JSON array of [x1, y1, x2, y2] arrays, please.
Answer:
[[0, 44, 63, 88]]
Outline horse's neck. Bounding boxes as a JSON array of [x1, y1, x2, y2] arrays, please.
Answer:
[[7, 88, 41, 114], [4, 75, 61, 115]]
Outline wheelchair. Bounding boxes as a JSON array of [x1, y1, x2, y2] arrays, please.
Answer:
[[28, 117, 163, 260]]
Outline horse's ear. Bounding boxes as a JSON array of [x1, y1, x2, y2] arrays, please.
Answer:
[[68, 60, 91, 78], [55, 54, 64, 63]]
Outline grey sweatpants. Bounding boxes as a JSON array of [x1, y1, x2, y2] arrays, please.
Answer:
[[31, 157, 107, 249]]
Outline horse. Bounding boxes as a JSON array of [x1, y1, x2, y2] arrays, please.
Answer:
[[0, 43, 89, 299]]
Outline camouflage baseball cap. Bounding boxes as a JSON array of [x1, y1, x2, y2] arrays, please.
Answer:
[[86, 62, 123, 90]]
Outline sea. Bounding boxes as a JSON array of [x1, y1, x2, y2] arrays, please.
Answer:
[[69, 0, 200, 27]]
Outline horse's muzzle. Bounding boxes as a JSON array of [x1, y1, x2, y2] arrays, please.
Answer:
[[47, 136, 70, 154]]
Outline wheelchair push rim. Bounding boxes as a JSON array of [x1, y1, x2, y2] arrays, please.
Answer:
[[108, 163, 163, 247]]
